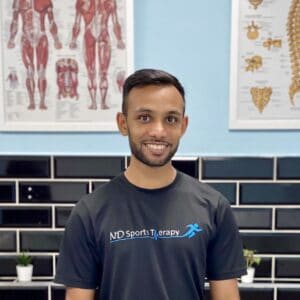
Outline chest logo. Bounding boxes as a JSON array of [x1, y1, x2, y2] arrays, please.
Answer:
[[110, 223, 202, 243]]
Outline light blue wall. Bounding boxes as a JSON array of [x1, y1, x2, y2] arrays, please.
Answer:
[[1, 0, 299, 156]]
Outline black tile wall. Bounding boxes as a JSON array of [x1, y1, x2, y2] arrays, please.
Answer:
[[0, 256, 53, 276], [239, 288, 274, 300], [202, 157, 273, 179], [277, 289, 300, 300], [55, 207, 73, 227], [233, 208, 272, 229], [54, 156, 125, 178], [205, 287, 274, 300], [207, 183, 236, 204], [276, 258, 300, 278], [51, 287, 65, 300], [20, 182, 88, 203], [0, 182, 15, 203], [242, 233, 300, 254], [0, 231, 16, 251], [276, 209, 300, 229], [277, 158, 300, 179], [20, 231, 63, 252], [92, 181, 109, 190], [255, 258, 272, 278], [0, 287, 48, 300], [240, 183, 300, 205], [0, 207, 51, 227], [0, 155, 300, 300], [0, 156, 50, 178], [172, 159, 199, 178]]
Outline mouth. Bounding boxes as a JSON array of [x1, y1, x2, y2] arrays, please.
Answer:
[[143, 142, 169, 156]]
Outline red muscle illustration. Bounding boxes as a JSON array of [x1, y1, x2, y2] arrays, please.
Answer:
[[7, 0, 62, 110], [70, 0, 125, 110], [56, 58, 79, 100]]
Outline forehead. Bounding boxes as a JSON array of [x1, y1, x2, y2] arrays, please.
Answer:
[[126, 85, 184, 114]]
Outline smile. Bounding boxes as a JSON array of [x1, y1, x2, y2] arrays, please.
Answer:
[[144, 143, 169, 154]]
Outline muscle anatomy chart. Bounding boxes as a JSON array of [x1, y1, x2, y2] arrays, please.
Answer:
[[0, 0, 132, 131], [230, 0, 300, 129]]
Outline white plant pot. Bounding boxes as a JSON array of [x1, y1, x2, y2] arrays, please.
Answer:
[[16, 264, 33, 282], [241, 267, 255, 283]]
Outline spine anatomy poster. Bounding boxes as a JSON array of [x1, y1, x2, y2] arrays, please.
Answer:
[[0, 0, 133, 131], [230, 0, 300, 129]]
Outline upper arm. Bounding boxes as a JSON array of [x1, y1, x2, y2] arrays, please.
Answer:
[[209, 279, 240, 300], [206, 197, 246, 280], [66, 287, 95, 300]]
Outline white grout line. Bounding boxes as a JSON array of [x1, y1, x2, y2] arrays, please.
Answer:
[[274, 286, 277, 300], [272, 256, 276, 282], [16, 229, 20, 252], [1, 228, 65, 232], [0, 203, 75, 207], [89, 181, 93, 193], [15, 180, 19, 204], [50, 156, 55, 179], [198, 158, 202, 181], [53, 254, 56, 281], [52, 205, 56, 229], [0, 252, 57, 256], [202, 179, 300, 183], [48, 284, 52, 300], [240, 229, 300, 233]]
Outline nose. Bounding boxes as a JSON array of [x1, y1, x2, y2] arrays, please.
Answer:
[[148, 121, 167, 138]]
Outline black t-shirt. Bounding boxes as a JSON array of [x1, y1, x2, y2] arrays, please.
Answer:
[[55, 172, 246, 299]]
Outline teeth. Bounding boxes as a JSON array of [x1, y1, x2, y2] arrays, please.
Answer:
[[146, 144, 166, 150]]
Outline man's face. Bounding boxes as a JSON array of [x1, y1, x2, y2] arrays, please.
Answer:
[[118, 85, 188, 167]]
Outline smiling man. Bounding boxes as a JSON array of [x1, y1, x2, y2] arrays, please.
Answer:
[[55, 69, 246, 300]]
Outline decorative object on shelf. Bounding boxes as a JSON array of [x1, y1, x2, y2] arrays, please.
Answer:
[[241, 248, 261, 283], [16, 252, 33, 282]]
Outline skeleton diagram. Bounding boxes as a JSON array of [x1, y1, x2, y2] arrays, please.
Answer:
[[7, 0, 62, 110], [70, 0, 125, 110]]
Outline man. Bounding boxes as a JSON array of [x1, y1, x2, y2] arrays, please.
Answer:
[[7, 0, 62, 110], [55, 69, 246, 300], [69, 0, 125, 110]]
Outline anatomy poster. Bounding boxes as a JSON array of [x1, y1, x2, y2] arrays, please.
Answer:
[[229, 0, 300, 129], [0, 0, 133, 131]]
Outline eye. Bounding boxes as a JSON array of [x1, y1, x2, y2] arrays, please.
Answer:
[[166, 115, 178, 124], [138, 114, 151, 122]]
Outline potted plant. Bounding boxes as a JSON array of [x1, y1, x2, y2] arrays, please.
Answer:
[[241, 248, 261, 283], [16, 252, 33, 282]]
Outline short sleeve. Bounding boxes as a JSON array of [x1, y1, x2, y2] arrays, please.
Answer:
[[206, 195, 246, 280], [54, 200, 101, 289]]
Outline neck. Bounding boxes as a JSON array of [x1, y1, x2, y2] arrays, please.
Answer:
[[124, 156, 177, 189]]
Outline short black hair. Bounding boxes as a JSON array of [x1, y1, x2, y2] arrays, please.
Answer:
[[122, 68, 185, 115]]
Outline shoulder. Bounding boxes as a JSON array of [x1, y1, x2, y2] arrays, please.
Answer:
[[75, 173, 125, 215], [177, 172, 227, 208]]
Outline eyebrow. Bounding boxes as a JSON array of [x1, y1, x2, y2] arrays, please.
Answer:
[[134, 108, 182, 116]]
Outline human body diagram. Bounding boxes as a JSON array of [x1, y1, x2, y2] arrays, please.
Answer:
[[69, 0, 126, 110], [4, 0, 128, 120], [7, 0, 62, 110]]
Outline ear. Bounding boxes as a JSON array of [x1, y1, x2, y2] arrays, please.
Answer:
[[116, 112, 128, 136], [181, 115, 189, 136]]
